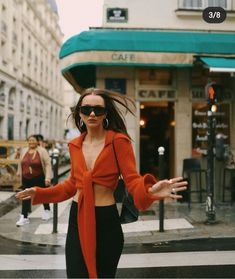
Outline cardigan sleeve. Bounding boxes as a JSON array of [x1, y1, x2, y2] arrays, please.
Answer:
[[114, 136, 161, 211]]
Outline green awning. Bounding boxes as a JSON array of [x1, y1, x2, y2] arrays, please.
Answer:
[[60, 30, 235, 58], [198, 57, 235, 72], [59, 30, 235, 91]]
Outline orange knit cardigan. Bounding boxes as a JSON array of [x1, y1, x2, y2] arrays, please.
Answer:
[[33, 129, 159, 278]]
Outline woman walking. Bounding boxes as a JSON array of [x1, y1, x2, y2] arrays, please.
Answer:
[[16, 88, 187, 278]]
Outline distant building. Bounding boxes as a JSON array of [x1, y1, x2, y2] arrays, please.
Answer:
[[63, 80, 80, 140], [0, 0, 64, 141]]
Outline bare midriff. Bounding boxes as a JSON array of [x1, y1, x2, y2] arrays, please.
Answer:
[[73, 183, 115, 206]]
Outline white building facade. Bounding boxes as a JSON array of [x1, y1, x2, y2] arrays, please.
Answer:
[[0, 0, 64, 141]]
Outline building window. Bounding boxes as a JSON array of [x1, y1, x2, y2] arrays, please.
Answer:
[[178, 0, 230, 10], [0, 83, 5, 103], [26, 96, 32, 114], [208, 0, 227, 8], [8, 115, 14, 140], [12, 32, 17, 45], [8, 89, 15, 108], [1, 40, 7, 65], [1, 20, 7, 35]]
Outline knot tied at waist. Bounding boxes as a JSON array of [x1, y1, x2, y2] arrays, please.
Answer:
[[77, 170, 98, 278]]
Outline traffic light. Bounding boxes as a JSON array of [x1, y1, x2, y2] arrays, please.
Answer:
[[205, 82, 223, 106]]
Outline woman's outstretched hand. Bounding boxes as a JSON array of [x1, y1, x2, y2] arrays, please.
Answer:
[[15, 187, 36, 201], [148, 177, 187, 200]]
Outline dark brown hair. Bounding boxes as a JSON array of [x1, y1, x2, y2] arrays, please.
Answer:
[[70, 88, 136, 138]]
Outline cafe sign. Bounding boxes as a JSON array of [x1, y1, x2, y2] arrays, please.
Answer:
[[111, 52, 136, 63], [137, 89, 176, 100]]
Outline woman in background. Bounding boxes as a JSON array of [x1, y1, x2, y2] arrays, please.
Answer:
[[16, 134, 52, 226]]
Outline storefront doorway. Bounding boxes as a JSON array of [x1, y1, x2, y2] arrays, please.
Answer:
[[139, 101, 175, 178]]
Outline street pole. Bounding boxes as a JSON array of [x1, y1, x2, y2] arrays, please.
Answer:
[[51, 148, 59, 233], [158, 146, 165, 232], [205, 109, 216, 224]]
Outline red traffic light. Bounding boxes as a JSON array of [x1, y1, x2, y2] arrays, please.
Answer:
[[208, 86, 215, 100], [205, 82, 223, 105]]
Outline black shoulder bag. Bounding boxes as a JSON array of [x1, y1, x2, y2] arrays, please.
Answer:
[[112, 136, 139, 224]]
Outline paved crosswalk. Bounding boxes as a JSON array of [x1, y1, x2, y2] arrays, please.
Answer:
[[1, 250, 235, 270], [1, 193, 235, 278]]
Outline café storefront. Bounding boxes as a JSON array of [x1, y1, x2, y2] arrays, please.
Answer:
[[59, 30, 235, 201]]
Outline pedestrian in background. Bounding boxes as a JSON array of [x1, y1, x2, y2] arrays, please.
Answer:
[[16, 88, 187, 278], [35, 134, 47, 148], [16, 134, 52, 226]]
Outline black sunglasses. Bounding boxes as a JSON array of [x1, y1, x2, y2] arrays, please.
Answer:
[[79, 105, 107, 116]]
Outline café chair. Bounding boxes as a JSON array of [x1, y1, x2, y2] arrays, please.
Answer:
[[182, 158, 207, 209], [222, 165, 235, 205]]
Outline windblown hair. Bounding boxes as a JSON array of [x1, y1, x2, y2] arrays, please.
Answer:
[[69, 88, 136, 138]]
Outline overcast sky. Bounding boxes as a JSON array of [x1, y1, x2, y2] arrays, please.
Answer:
[[56, 0, 104, 42]]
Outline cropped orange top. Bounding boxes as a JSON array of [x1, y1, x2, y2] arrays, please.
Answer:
[[33, 130, 159, 278]]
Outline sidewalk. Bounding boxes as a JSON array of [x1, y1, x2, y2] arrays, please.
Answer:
[[0, 190, 235, 247]]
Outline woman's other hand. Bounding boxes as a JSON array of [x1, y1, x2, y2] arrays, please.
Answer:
[[148, 177, 187, 200], [15, 187, 36, 201]]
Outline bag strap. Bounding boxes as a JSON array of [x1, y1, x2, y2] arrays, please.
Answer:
[[112, 134, 121, 176], [112, 134, 128, 197]]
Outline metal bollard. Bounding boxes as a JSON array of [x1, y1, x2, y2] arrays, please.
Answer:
[[51, 148, 59, 233], [158, 146, 165, 232]]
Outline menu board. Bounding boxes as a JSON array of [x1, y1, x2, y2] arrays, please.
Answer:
[[192, 103, 230, 156]]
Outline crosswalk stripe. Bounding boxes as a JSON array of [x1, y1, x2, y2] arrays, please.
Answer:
[[0, 251, 235, 270], [34, 218, 193, 235], [122, 218, 193, 233]]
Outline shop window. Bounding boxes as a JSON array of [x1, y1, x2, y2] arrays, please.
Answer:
[[138, 68, 173, 86], [192, 102, 230, 157]]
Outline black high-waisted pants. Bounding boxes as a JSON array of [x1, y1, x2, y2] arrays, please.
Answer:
[[65, 201, 124, 278]]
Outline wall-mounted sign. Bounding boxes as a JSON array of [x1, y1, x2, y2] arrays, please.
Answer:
[[137, 89, 176, 100], [107, 8, 128, 22], [105, 78, 126, 95]]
